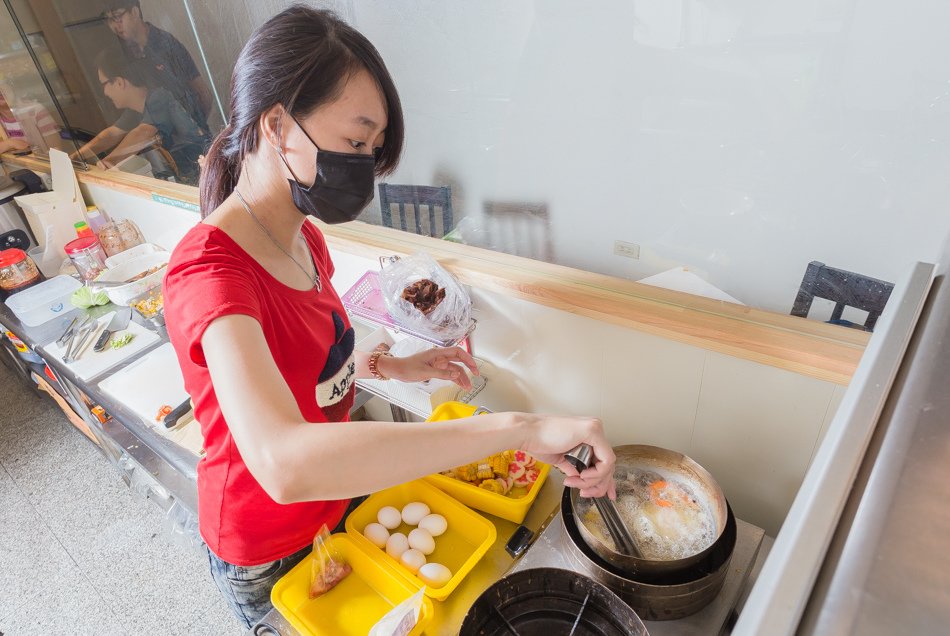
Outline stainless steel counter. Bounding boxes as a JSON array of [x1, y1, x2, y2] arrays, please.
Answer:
[[0, 300, 200, 516]]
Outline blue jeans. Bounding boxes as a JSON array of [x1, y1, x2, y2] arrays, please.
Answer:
[[205, 497, 366, 629]]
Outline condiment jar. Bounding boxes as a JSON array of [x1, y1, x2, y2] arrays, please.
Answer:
[[64, 236, 108, 281], [96, 222, 125, 257], [0, 248, 44, 293], [116, 219, 144, 251]]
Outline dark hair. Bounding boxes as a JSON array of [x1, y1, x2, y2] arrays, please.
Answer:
[[95, 48, 147, 88], [102, 0, 140, 16], [200, 6, 404, 217]]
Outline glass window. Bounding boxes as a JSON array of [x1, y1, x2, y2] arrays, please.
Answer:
[[2, 0, 224, 185]]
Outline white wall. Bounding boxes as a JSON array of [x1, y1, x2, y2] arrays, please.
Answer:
[[337, 0, 950, 314]]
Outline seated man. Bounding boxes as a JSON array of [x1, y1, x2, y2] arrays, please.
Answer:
[[75, 50, 209, 182]]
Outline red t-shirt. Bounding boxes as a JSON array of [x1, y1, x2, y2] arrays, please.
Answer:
[[163, 221, 356, 566]]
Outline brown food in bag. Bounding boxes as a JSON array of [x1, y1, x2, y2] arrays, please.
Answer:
[[308, 524, 352, 599], [401, 278, 446, 315]]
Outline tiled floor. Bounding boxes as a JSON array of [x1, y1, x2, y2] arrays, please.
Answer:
[[0, 363, 244, 635]]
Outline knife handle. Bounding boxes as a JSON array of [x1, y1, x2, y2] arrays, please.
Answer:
[[93, 329, 112, 353], [164, 400, 193, 429]]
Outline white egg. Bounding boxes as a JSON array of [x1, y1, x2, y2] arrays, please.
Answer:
[[385, 532, 409, 559], [378, 506, 402, 530], [418, 562, 453, 587], [401, 501, 431, 526], [408, 528, 435, 555], [399, 548, 427, 574], [418, 514, 448, 537], [363, 523, 390, 548]]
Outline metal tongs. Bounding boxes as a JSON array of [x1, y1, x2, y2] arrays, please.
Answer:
[[565, 443, 644, 558]]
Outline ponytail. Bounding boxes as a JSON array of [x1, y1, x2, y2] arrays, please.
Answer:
[[198, 125, 239, 218]]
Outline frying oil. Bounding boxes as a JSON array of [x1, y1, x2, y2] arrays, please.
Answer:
[[579, 468, 716, 561]]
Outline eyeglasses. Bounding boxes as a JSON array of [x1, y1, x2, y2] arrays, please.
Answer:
[[103, 8, 129, 24]]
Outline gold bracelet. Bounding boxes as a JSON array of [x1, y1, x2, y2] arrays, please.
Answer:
[[368, 351, 393, 380]]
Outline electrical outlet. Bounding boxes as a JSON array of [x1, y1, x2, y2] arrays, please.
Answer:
[[614, 240, 640, 259]]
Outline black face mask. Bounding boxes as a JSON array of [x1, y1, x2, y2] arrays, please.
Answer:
[[278, 115, 377, 223]]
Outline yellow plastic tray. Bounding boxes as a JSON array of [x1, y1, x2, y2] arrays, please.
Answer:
[[346, 479, 497, 601], [270, 534, 433, 636], [423, 402, 551, 523]]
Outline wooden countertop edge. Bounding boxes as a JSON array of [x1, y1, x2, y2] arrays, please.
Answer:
[[3, 153, 866, 385]]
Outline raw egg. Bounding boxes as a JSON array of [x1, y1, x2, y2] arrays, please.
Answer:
[[363, 522, 390, 548], [399, 548, 427, 574], [408, 528, 435, 555], [401, 501, 431, 526], [385, 532, 409, 559], [418, 562, 452, 587], [377, 506, 402, 530], [418, 513, 448, 537]]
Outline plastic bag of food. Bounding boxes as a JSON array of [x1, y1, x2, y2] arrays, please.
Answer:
[[309, 524, 351, 599], [379, 252, 472, 342], [368, 588, 426, 636]]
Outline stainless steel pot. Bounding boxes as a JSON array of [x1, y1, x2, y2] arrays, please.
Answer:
[[569, 444, 729, 580]]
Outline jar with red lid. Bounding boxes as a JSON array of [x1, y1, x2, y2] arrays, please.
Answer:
[[0, 249, 44, 293], [64, 236, 108, 282]]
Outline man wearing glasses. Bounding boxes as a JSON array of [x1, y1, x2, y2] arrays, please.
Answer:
[[102, 0, 213, 130]]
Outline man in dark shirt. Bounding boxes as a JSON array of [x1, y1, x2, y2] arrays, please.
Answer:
[[75, 51, 208, 183], [102, 0, 213, 130]]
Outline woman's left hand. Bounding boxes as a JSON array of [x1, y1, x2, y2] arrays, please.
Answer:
[[380, 346, 479, 390]]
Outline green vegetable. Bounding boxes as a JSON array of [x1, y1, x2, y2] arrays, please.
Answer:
[[110, 332, 134, 349], [71, 286, 110, 309]]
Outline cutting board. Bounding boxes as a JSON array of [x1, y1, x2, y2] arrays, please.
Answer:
[[42, 313, 160, 381], [98, 342, 189, 425]]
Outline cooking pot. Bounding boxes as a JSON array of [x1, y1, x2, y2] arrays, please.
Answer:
[[568, 445, 728, 580]]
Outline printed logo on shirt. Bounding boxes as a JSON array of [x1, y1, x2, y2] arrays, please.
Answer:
[[315, 311, 356, 410]]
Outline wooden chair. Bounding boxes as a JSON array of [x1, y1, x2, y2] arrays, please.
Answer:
[[378, 183, 453, 238], [791, 261, 895, 331], [481, 201, 554, 262]]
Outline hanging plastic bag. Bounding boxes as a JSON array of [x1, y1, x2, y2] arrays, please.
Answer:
[[309, 524, 351, 599], [379, 252, 472, 342], [368, 588, 426, 636]]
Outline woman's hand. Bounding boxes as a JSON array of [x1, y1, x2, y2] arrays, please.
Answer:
[[516, 413, 617, 499], [379, 346, 479, 390], [0, 138, 29, 154]]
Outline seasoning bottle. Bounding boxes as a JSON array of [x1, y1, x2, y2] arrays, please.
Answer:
[[116, 219, 145, 250], [0, 248, 44, 294], [64, 236, 108, 281], [74, 221, 95, 239], [84, 205, 109, 233], [96, 222, 124, 257]]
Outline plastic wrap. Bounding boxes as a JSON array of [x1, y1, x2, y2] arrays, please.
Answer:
[[379, 253, 472, 342]]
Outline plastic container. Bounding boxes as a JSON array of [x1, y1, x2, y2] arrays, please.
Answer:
[[91, 251, 170, 306], [5, 275, 81, 326], [74, 221, 94, 238], [64, 236, 108, 281], [271, 534, 433, 636], [344, 479, 497, 601], [423, 402, 551, 523], [0, 248, 44, 293], [104, 242, 164, 269]]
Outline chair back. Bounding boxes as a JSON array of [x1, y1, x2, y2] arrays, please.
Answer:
[[791, 261, 894, 331], [378, 183, 453, 238]]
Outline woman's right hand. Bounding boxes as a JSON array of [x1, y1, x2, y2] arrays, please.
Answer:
[[516, 413, 617, 499]]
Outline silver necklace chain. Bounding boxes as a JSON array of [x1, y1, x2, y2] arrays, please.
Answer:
[[235, 190, 322, 292]]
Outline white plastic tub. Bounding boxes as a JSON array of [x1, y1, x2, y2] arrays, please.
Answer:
[[5, 275, 81, 326], [104, 243, 164, 269], [91, 251, 170, 306]]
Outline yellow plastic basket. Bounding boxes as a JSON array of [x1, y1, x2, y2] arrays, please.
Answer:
[[270, 534, 433, 636], [345, 479, 497, 601], [423, 402, 551, 523]]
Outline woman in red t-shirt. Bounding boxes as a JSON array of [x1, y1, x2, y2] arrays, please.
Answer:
[[163, 7, 616, 628]]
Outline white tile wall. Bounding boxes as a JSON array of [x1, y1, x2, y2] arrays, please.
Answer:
[[76, 185, 847, 536]]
